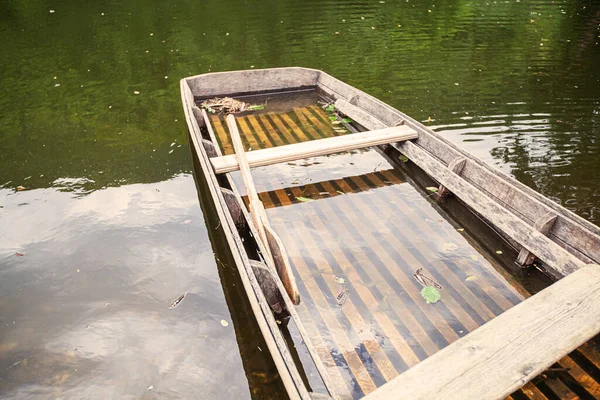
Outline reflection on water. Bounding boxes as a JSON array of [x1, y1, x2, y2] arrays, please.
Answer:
[[1, 0, 599, 397], [0, 176, 255, 398]]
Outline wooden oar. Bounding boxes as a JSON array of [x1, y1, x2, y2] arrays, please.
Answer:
[[226, 114, 301, 305]]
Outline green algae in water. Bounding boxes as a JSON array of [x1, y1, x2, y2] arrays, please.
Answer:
[[421, 286, 441, 303]]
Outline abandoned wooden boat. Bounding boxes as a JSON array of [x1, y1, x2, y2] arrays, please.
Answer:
[[180, 67, 600, 400]]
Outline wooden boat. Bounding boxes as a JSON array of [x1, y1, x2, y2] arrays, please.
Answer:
[[180, 67, 600, 400]]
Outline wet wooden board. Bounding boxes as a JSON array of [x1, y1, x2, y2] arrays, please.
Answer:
[[209, 105, 600, 400], [211, 126, 418, 173]]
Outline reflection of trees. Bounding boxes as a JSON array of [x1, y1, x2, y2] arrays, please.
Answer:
[[485, 1, 600, 223], [0, 0, 598, 221]]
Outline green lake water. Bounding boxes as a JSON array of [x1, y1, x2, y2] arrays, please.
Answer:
[[0, 0, 599, 398]]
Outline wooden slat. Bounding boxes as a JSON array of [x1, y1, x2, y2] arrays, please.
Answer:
[[363, 263, 600, 400], [185, 67, 319, 98], [211, 126, 418, 173]]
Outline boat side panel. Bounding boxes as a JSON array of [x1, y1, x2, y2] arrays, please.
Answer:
[[184, 67, 320, 99]]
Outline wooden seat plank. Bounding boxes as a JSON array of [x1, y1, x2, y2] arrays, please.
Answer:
[[211, 126, 418, 173]]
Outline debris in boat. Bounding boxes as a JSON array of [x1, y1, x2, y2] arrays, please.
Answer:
[[295, 196, 313, 203], [183, 219, 191, 224], [220, 319, 229, 327], [15, 252, 24, 257], [147, 386, 154, 391], [421, 286, 441, 304], [336, 289, 350, 307], [496, 250, 503, 255], [426, 186, 438, 193], [336, 190, 344, 195], [17, 186, 25, 191], [465, 275, 477, 282], [413, 268, 442, 289], [168, 293, 186, 309], [342, 117, 353, 123], [291, 179, 299, 184], [200, 97, 265, 114], [471, 255, 478, 261], [457, 228, 465, 232], [325, 104, 335, 112], [335, 276, 346, 284], [399, 154, 409, 163]]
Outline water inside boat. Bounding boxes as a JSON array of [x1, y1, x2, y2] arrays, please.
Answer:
[[200, 90, 600, 399]]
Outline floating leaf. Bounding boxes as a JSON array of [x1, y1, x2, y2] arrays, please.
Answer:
[[465, 275, 478, 282], [471, 255, 478, 261], [421, 286, 441, 304], [183, 219, 191, 224], [426, 187, 438, 193], [220, 319, 229, 327], [15, 253, 24, 257], [496, 250, 503, 255], [296, 196, 314, 203], [335, 276, 346, 284], [399, 155, 409, 163]]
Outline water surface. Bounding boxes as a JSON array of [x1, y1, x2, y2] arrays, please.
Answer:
[[1, 0, 599, 398]]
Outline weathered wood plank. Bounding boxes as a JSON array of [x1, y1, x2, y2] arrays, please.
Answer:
[[227, 114, 301, 305], [334, 99, 387, 130], [517, 212, 558, 266], [398, 141, 585, 279], [363, 264, 600, 400], [264, 224, 301, 305], [226, 114, 274, 263], [438, 157, 466, 197], [211, 126, 417, 174], [185, 67, 320, 98], [250, 260, 285, 314]]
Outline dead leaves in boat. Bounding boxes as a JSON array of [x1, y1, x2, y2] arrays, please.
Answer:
[[200, 97, 265, 114]]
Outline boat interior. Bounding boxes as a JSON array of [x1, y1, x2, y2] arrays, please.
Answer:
[[196, 88, 600, 400]]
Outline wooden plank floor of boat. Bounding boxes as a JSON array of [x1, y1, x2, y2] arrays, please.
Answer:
[[208, 105, 600, 400]]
